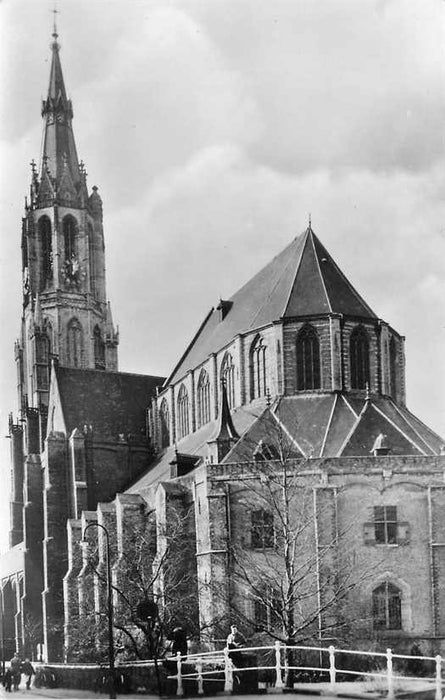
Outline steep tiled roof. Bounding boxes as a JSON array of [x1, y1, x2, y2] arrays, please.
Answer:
[[128, 393, 444, 495], [221, 395, 444, 462], [168, 227, 376, 384], [127, 401, 264, 495], [55, 366, 164, 441]]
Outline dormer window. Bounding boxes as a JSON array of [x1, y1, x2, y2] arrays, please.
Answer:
[[296, 324, 320, 390], [217, 299, 233, 321]]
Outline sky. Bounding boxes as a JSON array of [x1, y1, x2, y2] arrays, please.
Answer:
[[0, 0, 444, 551]]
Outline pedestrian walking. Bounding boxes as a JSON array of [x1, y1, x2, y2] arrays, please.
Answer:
[[10, 653, 22, 691], [171, 626, 188, 658], [21, 658, 35, 689], [3, 667, 12, 692]]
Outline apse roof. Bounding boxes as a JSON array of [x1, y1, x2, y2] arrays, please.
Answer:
[[222, 395, 444, 462], [168, 226, 377, 384], [127, 394, 444, 496], [54, 366, 164, 441]]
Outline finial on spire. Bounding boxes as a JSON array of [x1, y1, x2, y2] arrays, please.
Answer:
[[308, 212, 312, 229], [52, 7, 59, 39]]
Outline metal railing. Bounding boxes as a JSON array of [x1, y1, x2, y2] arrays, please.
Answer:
[[167, 642, 445, 698]]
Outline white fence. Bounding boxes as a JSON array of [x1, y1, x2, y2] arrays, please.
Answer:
[[167, 642, 445, 698]]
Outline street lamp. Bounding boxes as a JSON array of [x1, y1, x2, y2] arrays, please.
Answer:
[[82, 522, 116, 699]]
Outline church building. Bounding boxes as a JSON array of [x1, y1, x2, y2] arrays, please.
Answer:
[[1, 29, 444, 664]]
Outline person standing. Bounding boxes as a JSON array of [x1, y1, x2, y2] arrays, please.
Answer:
[[9, 653, 22, 691], [226, 625, 246, 668], [21, 659, 35, 690]]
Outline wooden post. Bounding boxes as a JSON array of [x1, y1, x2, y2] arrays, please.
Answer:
[[275, 640, 284, 690], [329, 645, 336, 693], [434, 655, 442, 700], [386, 648, 394, 700], [224, 647, 233, 694], [197, 657, 204, 695], [176, 651, 183, 697]]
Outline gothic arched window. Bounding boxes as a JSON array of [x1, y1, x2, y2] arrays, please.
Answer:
[[159, 398, 170, 448], [38, 216, 52, 289], [389, 336, 397, 399], [221, 353, 235, 409], [350, 326, 370, 390], [93, 325, 105, 370], [296, 325, 321, 390], [250, 335, 268, 399], [35, 333, 50, 390], [63, 215, 77, 261], [177, 384, 190, 440], [372, 582, 402, 630], [67, 318, 84, 368], [197, 369, 211, 427]]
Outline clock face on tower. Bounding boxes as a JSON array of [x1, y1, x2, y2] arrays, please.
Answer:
[[47, 113, 55, 125], [56, 112, 65, 123]]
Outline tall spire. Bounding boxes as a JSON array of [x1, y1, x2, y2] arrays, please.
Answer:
[[40, 17, 81, 187]]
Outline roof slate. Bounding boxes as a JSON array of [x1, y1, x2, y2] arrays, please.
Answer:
[[168, 227, 376, 384], [55, 366, 164, 441]]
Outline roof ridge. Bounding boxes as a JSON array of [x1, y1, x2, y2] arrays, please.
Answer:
[[281, 228, 310, 318], [310, 229, 332, 313], [312, 232, 376, 317]]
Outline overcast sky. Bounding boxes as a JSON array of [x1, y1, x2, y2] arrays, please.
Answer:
[[0, 0, 444, 551]]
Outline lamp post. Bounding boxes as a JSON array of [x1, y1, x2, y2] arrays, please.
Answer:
[[82, 522, 116, 699]]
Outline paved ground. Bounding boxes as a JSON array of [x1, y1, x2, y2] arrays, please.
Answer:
[[0, 680, 437, 700]]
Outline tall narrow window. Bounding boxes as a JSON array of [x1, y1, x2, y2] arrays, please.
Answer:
[[221, 353, 235, 409], [38, 216, 52, 289], [63, 216, 77, 261], [93, 325, 105, 370], [67, 318, 83, 368], [372, 582, 402, 630], [350, 326, 370, 390], [389, 336, 397, 399], [159, 398, 170, 448], [177, 384, 190, 440], [251, 510, 275, 549], [35, 333, 50, 390], [250, 336, 268, 399], [254, 587, 282, 631], [88, 223, 97, 296], [296, 325, 321, 390], [197, 369, 211, 427]]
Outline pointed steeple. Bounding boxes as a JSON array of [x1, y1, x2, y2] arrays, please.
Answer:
[[40, 23, 80, 188], [207, 380, 239, 462]]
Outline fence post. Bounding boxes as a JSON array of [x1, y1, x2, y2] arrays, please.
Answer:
[[176, 651, 183, 697], [386, 648, 394, 700], [224, 647, 233, 694], [275, 640, 284, 689], [434, 655, 442, 700], [328, 645, 336, 693], [196, 657, 204, 695]]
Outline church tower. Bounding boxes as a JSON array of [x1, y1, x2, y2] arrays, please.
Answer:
[[16, 24, 119, 418]]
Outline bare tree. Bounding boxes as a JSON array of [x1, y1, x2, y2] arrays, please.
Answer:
[[67, 500, 200, 693], [212, 415, 378, 683]]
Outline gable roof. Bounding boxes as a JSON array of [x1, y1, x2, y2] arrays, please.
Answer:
[[168, 226, 376, 384], [53, 366, 164, 441]]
